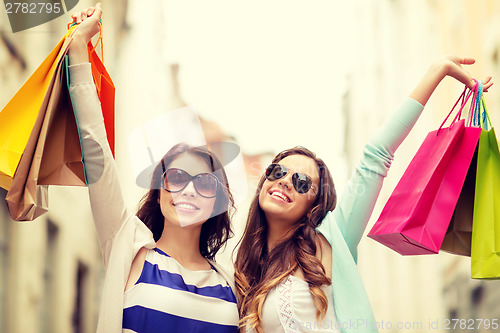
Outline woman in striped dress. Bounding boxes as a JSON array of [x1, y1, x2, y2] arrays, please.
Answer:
[[68, 5, 239, 332]]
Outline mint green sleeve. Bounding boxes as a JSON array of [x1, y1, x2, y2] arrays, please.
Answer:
[[317, 98, 424, 262]]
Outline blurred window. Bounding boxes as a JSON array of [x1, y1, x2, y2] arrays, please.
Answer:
[[471, 285, 484, 306], [449, 309, 458, 320], [42, 219, 58, 333], [72, 262, 88, 333]]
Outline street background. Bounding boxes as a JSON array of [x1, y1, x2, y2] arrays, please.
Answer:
[[1, 1, 499, 332]]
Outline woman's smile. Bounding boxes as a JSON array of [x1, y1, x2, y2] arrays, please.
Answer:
[[268, 189, 292, 203], [173, 201, 201, 212]]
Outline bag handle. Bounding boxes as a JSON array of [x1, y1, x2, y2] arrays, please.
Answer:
[[480, 97, 492, 130], [475, 80, 483, 125], [466, 79, 492, 130], [467, 80, 483, 127], [475, 94, 492, 131], [89, 22, 104, 61], [438, 80, 478, 133], [67, 20, 104, 62]]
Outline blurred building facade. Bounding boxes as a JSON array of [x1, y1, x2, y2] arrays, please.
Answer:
[[433, 1, 500, 331], [1, 0, 500, 332]]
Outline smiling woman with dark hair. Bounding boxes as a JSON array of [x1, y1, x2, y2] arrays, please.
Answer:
[[67, 5, 239, 333], [136, 143, 233, 259]]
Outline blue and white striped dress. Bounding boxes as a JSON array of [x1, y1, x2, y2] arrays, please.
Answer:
[[122, 248, 239, 332]]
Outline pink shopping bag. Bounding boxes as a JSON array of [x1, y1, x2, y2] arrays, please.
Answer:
[[368, 85, 482, 255]]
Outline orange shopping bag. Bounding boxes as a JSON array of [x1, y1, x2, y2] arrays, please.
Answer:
[[0, 26, 77, 190], [6, 53, 73, 220]]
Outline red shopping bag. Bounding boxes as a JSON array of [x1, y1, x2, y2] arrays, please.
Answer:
[[64, 21, 115, 156], [88, 36, 115, 156], [440, 81, 485, 256], [368, 85, 482, 255]]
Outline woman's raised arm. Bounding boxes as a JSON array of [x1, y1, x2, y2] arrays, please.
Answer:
[[321, 55, 492, 261], [67, 4, 136, 266]]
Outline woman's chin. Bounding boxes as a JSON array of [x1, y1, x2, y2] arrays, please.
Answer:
[[176, 213, 210, 228]]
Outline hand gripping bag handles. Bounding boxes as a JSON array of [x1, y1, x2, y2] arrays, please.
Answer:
[[471, 95, 500, 279], [367, 83, 482, 255]]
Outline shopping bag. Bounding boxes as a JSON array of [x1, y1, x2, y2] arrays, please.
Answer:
[[37, 56, 86, 186], [0, 26, 76, 190], [38, 24, 115, 183], [368, 85, 481, 255], [440, 82, 484, 256], [439, 149, 477, 256], [4, 24, 114, 221], [5, 45, 73, 220], [88, 38, 115, 156], [471, 98, 500, 279]]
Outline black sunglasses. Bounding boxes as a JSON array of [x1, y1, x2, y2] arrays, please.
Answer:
[[161, 168, 219, 198], [265, 163, 315, 194]]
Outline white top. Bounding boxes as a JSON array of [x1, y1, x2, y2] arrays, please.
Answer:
[[250, 275, 341, 333]]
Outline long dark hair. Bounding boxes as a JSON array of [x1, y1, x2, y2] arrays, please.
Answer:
[[234, 146, 336, 332], [137, 143, 235, 260]]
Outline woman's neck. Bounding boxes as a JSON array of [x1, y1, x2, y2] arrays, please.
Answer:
[[155, 222, 209, 270], [266, 216, 296, 252]]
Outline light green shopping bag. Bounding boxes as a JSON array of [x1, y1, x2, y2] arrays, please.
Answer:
[[471, 97, 500, 279]]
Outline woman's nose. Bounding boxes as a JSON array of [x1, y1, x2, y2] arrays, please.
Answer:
[[181, 180, 197, 197], [278, 174, 293, 191]]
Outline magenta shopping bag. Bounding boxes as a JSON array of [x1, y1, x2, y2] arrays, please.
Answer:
[[368, 85, 482, 255]]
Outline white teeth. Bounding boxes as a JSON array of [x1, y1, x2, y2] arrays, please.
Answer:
[[271, 191, 290, 202], [175, 203, 198, 210]]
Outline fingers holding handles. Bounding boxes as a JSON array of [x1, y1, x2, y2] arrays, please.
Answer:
[[482, 76, 493, 92], [71, 6, 97, 24], [409, 55, 494, 106], [68, 3, 102, 65], [70, 3, 102, 38], [442, 56, 476, 89], [440, 56, 493, 92]]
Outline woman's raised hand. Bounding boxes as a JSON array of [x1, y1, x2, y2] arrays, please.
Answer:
[[68, 3, 102, 64], [410, 55, 494, 106], [437, 55, 493, 92]]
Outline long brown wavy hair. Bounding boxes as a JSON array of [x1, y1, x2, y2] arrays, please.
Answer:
[[137, 143, 235, 260], [234, 147, 337, 332]]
